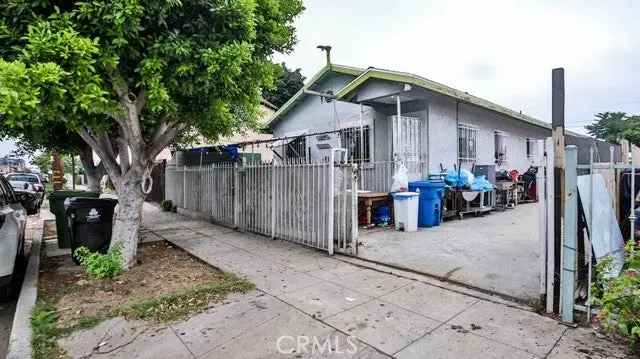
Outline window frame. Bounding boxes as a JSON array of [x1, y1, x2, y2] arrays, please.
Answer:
[[526, 138, 537, 159], [339, 125, 371, 163], [494, 130, 508, 163], [457, 124, 478, 162]]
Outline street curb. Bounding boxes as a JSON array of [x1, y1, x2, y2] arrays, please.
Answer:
[[6, 220, 43, 359]]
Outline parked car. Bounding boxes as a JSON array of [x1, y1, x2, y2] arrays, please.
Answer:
[[5, 172, 45, 214], [0, 175, 27, 299]]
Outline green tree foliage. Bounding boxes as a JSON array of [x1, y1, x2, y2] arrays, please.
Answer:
[[0, 0, 304, 268], [592, 241, 640, 351], [31, 151, 52, 174], [585, 112, 640, 146], [263, 62, 305, 108]]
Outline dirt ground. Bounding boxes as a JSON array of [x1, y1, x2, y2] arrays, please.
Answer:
[[39, 241, 226, 328]]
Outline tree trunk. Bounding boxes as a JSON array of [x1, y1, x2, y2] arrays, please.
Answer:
[[78, 144, 105, 193], [111, 167, 146, 269]]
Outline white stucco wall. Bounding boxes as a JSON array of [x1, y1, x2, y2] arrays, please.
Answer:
[[427, 96, 550, 174]]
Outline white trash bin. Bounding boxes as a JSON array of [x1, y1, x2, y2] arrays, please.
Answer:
[[391, 192, 419, 232]]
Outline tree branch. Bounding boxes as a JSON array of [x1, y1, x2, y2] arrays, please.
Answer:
[[147, 122, 185, 162], [117, 128, 130, 174], [77, 129, 122, 184], [135, 89, 146, 114]]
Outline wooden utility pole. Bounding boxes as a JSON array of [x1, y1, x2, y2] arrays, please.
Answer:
[[551, 68, 565, 314], [52, 152, 64, 191]]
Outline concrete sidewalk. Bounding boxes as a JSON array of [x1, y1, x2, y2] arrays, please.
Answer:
[[59, 205, 628, 358]]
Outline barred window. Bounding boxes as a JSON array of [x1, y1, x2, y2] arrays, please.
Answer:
[[285, 136, 306, 160], [339, 126, 370, 163], [526, 138, 537, 159], [458, 125, 478, 161], [494, 131, 508, 162]]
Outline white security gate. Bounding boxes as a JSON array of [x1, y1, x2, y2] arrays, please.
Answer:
[[165, 160, 358, 255]]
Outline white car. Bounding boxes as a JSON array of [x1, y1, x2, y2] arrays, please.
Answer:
[[6, 173, 44, 214], [0, 175, 27, 299]]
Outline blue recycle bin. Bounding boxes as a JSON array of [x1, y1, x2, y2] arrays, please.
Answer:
[[408, 180, 446, 227]]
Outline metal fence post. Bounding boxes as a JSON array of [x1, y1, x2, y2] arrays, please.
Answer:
[[183, 165, 187, 209], [351, 163, 359, 255], [271, 161, 276, 238], [561, 145, 578, 323], [328, 153, 335, 255], [630, 151, 636, 242], [233, 162, 239, 229]]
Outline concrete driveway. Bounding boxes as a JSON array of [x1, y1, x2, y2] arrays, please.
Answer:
[[357, 203, 540, 301]]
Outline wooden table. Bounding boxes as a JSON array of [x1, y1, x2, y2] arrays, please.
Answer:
[[358, 192, 391, 226]]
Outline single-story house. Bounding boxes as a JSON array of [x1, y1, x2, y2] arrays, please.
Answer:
[[267, 63, 619, 177]]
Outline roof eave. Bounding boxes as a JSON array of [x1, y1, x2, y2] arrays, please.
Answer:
[[336, 69, 552, 131], [266, 64, 364, 129]]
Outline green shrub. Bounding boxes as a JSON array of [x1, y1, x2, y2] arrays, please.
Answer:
[[160, 199, 173, 211], [74, 244, 124, 279], [592, 240, 640, 351]]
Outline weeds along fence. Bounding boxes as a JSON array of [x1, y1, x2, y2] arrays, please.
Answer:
[[165, 160, 358, 255]]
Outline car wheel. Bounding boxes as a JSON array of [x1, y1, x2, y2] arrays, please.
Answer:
[[0, 253, 26, 302], [0, 283, 14, 301]]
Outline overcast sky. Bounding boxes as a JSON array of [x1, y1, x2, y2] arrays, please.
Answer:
[[273, 0, 640, 134], [3, 1, 639, 158]]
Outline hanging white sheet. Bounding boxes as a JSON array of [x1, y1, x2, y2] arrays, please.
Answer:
[[577, 174, 624, 277]]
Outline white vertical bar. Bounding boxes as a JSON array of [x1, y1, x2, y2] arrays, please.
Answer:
[[351, 164, 358, 255], [537, 140, 547, 298], [233, 162, 239, 229], [630, 151, 636, 242], [587, 145, 595, 322], [271, 162, 276, 238], [545, 138, 555, 314], [183, 165, 187, 209], [561, 145, 578, 323]]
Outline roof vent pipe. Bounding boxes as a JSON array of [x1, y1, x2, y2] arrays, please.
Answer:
[[317, 45, 332, 66]]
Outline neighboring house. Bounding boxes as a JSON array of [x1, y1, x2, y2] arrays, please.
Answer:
[[268, 63, 619, 176], [0, 156, 26, 174], [173, 99, 278, 165]]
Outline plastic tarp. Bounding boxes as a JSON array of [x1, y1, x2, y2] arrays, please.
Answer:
[[577, 174, 624, 277], [470, 175, 494, 192], [444, 169, 475, 188]]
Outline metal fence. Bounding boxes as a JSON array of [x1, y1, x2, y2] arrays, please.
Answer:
[[358, 160, 428, 192], [165, 158, 358, 255], [545, 144, 638, 323]]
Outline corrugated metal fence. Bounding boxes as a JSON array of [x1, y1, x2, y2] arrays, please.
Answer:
[[165, 160, 358, 255]]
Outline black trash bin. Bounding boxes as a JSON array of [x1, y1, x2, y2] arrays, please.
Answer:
[[49, 191, 100, 248], [64, 197, 118, 264]]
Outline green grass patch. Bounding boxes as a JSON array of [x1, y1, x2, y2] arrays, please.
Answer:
[[30, 273, 253, 359], [118, 274, 254, 322]]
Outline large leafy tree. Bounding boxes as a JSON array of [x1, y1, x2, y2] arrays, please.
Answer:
[[0, 0, 303, 268], [263, 62, 305, 108], [585, 112, 640, 147]]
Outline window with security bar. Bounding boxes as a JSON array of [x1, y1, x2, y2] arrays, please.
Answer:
[[494, 131, 508, 163], [339, 126, 370, 163], [526, 138, 537, 159], [285, 136, 307, 160], [458, 125, 478, 161], [391, 116, 421, 161]]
